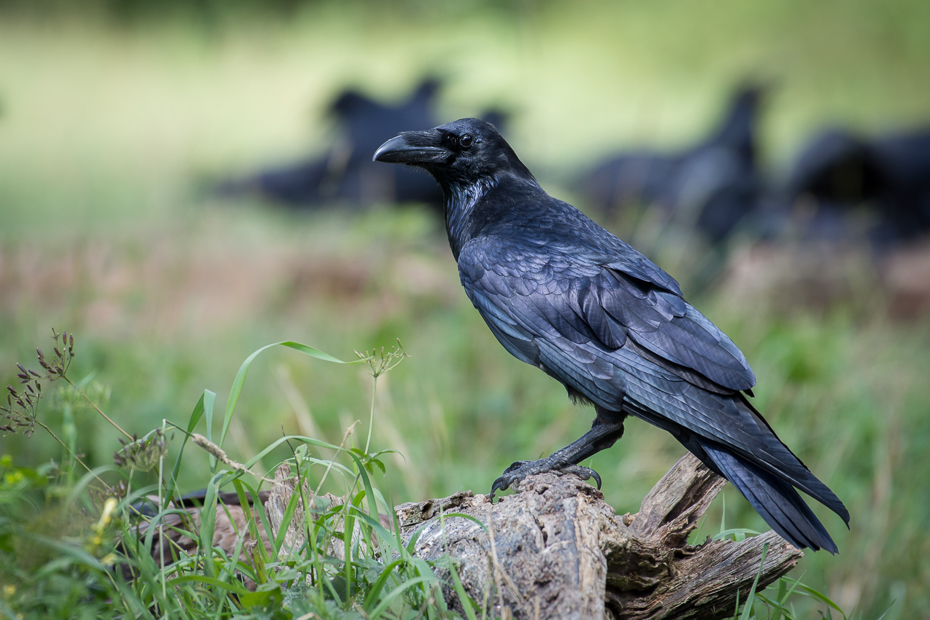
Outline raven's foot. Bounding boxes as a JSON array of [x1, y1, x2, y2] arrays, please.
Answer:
[[489, 458, 602, 501]]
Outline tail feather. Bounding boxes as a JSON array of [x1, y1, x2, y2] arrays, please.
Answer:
[[701, 440, 839, 553], [736, 395, 851, 526]]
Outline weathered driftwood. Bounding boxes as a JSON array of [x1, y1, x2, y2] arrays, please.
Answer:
[[392, 453, 802, 620], [138, 454, 799, 616], [130, 489, 272, 590]]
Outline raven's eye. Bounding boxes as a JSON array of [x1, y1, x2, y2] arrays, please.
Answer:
[[459, 134, 474, 149]]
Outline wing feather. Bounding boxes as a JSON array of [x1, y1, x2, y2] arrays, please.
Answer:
[[460, 237, 755, 394]]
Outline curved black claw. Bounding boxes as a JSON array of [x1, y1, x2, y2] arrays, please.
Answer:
[[489, 476, 508, 502], [568, 465, 601, 490], [490, 461, 528, 501], [488, 459, 602, 502]]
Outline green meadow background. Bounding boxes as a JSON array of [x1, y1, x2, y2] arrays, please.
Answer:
[[1, 1, 929, 617]]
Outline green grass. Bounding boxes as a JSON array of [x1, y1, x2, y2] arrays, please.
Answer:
[[0, 338, 472, 618], [0, 334, 875, 619], [2, 2, 930, 617]]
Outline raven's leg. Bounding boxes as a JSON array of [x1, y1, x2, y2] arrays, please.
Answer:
[[490, 409, 626, 500]]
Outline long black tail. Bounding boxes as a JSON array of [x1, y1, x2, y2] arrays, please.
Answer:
[[621, 376, 849, 552], [699, 439, 843, 553]]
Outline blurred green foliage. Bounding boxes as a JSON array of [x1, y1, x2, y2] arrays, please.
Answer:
[[1, 1, 929, 617]]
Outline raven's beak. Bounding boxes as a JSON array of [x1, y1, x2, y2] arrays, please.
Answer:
[[373, 130, 447, 164]]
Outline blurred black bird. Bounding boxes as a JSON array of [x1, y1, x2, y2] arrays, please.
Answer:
[[576, 85, 764, 244], [782, 126, 930, 248], [219, 78, 508, 215], [374, 117, 849, 552], [218, 78, 443, 208]]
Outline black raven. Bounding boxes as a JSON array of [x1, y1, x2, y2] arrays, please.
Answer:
[[218, 78, 445, 208], [374, 118, 849, 552], [783, 126, 930, 248], [576, 86, 764, 244]]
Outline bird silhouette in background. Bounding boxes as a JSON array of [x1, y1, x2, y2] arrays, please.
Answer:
[[219, 77, 508, 215], [779, 125, 930, 249], [576, 85, 765, 245]]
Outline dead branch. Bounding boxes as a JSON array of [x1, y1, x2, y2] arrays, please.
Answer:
[[392, 453, 801, 620]]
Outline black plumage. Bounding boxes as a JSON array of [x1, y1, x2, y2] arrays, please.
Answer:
[[374, 117, 849, 552]]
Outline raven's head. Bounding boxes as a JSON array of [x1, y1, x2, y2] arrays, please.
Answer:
[[373, 117, 532, 189]]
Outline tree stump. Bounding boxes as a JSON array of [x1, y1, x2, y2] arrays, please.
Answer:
[[392, 453, 802, 619]]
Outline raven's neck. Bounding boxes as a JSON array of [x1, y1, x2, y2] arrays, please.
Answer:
[[441, 173, 547, 260], [442, 175, 499, 261]]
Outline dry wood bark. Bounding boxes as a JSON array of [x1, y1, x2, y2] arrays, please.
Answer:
[[392, 453, 802, 620], [140, 454, 800, 617]]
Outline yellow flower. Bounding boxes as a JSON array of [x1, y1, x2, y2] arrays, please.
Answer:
[[99, 497, 118, 527], [3, 584, 14, 596]]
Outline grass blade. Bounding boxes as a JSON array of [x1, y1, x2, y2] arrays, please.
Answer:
[[739, 542, 769, 620], [218, 341, 369, 451], [166, 389, 215, 502]]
